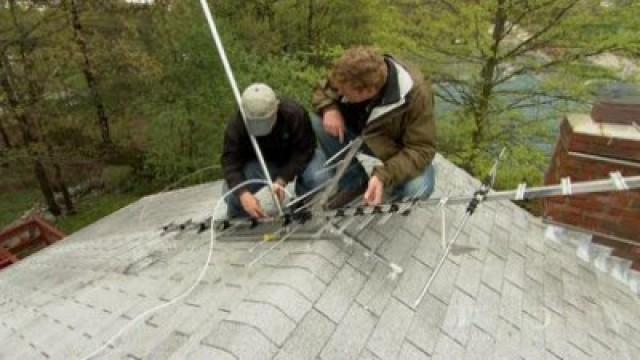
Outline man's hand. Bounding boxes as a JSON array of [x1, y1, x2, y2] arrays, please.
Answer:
[[239, 191, 265, 219], [364, 175, 384, 206], [272, 178, 287, 204], [322, 108, 346, 143]]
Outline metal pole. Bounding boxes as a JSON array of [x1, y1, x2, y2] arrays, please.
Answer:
[[568, 151, 640, 169], [313, 136, 365, 211], [413, 212, 472, 307], [410, 175, 640, 208], [211, 175, 640, 230], [198, 0, 283, 215], [413, 150, 505, 308]]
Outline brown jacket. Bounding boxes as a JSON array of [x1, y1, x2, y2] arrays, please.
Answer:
[[312, 56, 436, 187]]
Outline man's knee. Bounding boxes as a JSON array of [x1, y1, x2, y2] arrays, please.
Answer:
[[299, 148, 331, 190], [309, 111, 343, 153], [308, 167, 332, 189], [222, 182, 242, 213], [400, 164, 436, 199]]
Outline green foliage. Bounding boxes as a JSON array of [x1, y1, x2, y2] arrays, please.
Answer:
[[55, 192, 141, 234], [101, 165, 134, 191], [373, 0, 640, 184], [215, 0, 378, 54], [437, 106, 552, 190], [140, 1, 336, 182], [2, 0, 639, 232], [0, 190, 41, 229]]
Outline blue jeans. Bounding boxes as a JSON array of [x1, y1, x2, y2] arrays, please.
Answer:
[[310, 113, 436, 200], [223, 148, 330, 218]]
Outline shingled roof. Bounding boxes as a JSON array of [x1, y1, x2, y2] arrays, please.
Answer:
[[1, 155, 639, 359]]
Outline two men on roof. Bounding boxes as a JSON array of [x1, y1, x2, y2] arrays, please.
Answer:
[[221, 47, 436, 219]]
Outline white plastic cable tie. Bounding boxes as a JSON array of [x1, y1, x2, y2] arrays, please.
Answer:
[[329, 221, 354, 246], [387, 263, 404, 280], [515, 183, 527, 201], [561, 177, 572, 196], [329, 223, 342, 235], [610, 171, 629, 191], [342, 232, 355, 247]]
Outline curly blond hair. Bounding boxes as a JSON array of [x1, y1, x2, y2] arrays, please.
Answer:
[[329, 47, 387, 92]]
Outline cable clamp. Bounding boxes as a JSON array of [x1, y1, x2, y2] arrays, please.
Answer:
[[515, 183, 527, 201], [610, 171, 629, 191], [561, 177, 572, 196]]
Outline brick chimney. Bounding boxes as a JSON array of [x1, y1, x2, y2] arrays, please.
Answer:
[[544, 97, 640, 266]]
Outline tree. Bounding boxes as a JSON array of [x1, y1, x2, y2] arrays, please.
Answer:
[[214, 0, 378, 54], [138, 1, 328, 181], [380, 0, 639, 183], [65, 0, 113, 146], [0, 0, 78, 215], [0, 52, 62, 215], [0, 113, 11, 149]]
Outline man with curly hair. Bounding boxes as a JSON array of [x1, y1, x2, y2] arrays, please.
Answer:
[[311, 46, 437, 208]]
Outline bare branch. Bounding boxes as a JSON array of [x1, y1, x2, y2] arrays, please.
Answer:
[[495, 44, 623, 86], [499, 0, 580, 61]]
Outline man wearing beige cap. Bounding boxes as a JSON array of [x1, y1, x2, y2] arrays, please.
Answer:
[[221, 83, 328, 219]]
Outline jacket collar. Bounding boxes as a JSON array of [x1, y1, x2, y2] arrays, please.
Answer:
[[379, 58, 400, 106], [367, 56, 414, 124]]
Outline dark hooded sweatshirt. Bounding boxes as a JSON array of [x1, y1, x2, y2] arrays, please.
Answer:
[[221, 99, 316, 194]]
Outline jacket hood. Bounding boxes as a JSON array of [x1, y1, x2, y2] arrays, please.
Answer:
[[367, 56, 414, 124]]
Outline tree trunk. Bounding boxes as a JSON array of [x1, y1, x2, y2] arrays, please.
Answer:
[[188, 118, 195, 160], [17, 21, 76, 215], [0, 118, 11, 148], [42, 133, 75, 214], [52, 159, 75, 214], [185, 102, 195, 160], [1, 52, 61, 216], [69, 0, 113, 146], [468, 0, 507, 167], [0, 54, 34, 145], [34, 157, 61, 216], [307, 0, 314, 49]]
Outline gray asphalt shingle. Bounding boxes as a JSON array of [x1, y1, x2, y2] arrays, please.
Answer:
[[274, 309, 335, 360], [366, 298, 413, 359], [397, 342, 431, 360], [455, 255, 484, 298], [320, 303, 377, 360], [315, 264, 367, 323], [441, 288, 475, 346], [463, 325, 496, 360], [406, 293, 448, 355]]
